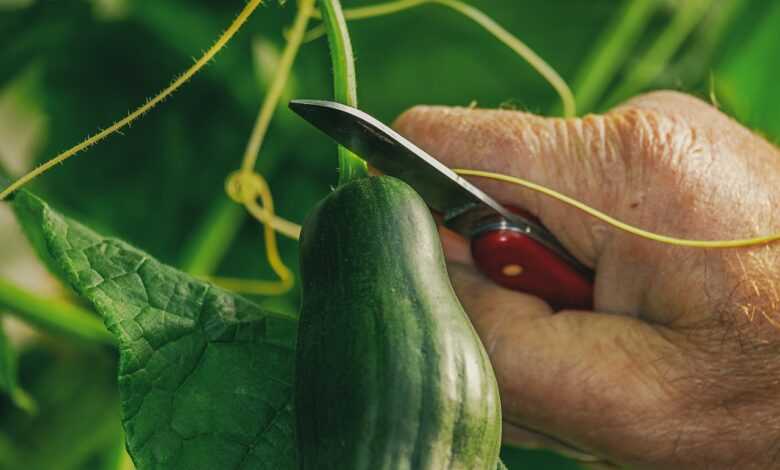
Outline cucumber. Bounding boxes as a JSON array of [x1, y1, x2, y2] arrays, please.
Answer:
[[296, 176, 502, 469]]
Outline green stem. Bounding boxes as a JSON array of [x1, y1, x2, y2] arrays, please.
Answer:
[[318, 0, 368, 185], [179, 195, 245, 276], [603, 0, 713, 108], [0, 278, 114, 346], [567, 0, 659, 114]]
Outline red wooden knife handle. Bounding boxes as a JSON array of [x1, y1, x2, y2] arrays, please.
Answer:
[[470, 218, 593, 311]]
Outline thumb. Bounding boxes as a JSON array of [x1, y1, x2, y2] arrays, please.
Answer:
[[394, 104, 632, 266]]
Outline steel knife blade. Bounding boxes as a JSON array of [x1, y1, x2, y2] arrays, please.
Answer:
[[289, 99, 594, 309], [289, 100, 576, 256]]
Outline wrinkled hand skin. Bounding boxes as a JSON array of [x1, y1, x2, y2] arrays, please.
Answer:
[[395, 91, 780, 470]]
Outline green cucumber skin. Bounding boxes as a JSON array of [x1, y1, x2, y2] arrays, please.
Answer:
[[296, 176, 502, 470]]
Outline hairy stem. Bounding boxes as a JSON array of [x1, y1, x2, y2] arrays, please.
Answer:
[[0, 0, 266, 200], [318, 0, 368, 185]]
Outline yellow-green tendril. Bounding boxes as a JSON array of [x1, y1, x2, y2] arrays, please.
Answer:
[[216, 0, 313, 296], [454, 169, 780, 249], [308, 0, 576, 117], [241, 0, 315, 172], [0, 0, 266, 201], [222, 170, 298, 296]]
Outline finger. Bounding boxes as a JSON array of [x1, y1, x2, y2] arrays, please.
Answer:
[[438, 226, 472, 265], [394, 104, 632, 266], [393, 92, 764, 270], [447, 263, 553, 327], [491, 311, 687, 465], [502, 423, 607, 464], [446, 262, 689, 464], [394, 93, 780, 321]]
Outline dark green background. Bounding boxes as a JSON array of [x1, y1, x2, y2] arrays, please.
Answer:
[[1, 0, 779, 468]]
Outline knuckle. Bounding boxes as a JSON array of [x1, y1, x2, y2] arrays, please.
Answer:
[[606, 104, 717, 204], [559, 113, 630, 199], [392, 105, 438, 135], [618, 89, 716, 115]]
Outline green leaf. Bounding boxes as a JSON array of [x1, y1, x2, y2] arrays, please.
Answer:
[[318, 0, 368, 185], [12, 191, 298, 470]]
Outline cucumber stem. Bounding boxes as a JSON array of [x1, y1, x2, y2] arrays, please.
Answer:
[[318, 0, 369, 185]]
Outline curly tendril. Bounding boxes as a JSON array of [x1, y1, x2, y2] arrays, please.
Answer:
[[210, 170, 299, 296]]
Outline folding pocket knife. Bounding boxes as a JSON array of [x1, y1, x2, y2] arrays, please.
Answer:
[[289, 99, 594, 310]]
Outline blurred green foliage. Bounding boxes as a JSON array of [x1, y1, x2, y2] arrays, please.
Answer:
[[1, 0, 780, 468], [0, 343, 121, 470]]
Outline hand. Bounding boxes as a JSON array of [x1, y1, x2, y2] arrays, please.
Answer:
[[395, 91, 780, 469]]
